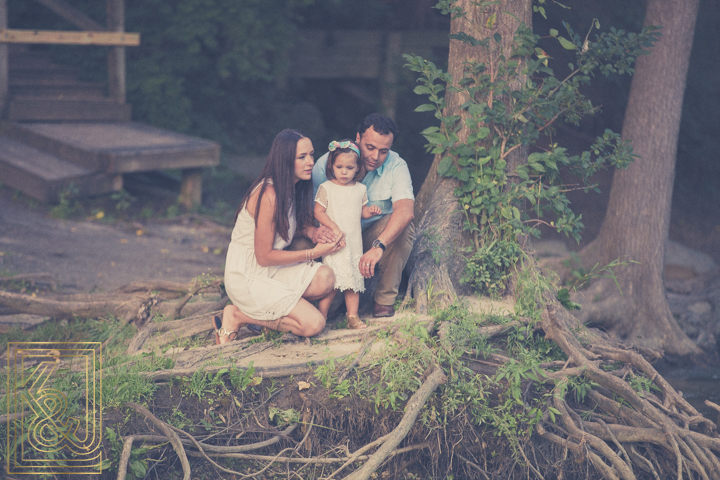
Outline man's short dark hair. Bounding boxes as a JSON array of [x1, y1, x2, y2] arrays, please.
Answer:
[[357, 113, 399, 141]]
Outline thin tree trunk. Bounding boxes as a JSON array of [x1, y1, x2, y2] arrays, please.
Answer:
[[577, 0, 701, 356]]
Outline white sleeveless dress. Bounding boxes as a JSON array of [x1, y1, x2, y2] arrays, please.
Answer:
[[315, 181, 367, 293], [224, 181, 322, 321]]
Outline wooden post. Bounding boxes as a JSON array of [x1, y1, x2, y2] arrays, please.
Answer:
[[107, 0, 125, 104], [0, 0, 8, 114], [380, 32, 401, 120], [179, 168, 203, 209]]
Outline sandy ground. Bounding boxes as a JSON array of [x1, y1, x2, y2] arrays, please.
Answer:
[[0, 190, 229, 294]]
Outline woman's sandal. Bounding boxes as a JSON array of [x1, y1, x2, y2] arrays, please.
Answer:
[[347, 315, 368, 330], [214, 315, 239, 345]]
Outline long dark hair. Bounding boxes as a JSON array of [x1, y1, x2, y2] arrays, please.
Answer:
[[236, 129, 314, 242]]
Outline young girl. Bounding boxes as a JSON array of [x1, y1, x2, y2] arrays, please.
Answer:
[[314, 140, 381, 329]]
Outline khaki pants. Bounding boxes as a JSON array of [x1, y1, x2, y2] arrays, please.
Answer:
[[362, 215, 415, 306], [288, 216, 415, 307]]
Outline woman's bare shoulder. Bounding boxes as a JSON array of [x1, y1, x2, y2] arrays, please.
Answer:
[[246, 181, 276, 218]]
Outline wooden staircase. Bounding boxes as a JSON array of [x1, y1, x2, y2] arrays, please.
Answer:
[[0, 46, 219, 205], [7, 45, 131, 122]]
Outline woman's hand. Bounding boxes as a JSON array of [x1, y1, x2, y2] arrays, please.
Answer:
[[311, 225, 337, 244], [314, 232, 345, 257]]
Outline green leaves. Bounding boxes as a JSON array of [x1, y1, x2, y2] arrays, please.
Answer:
[[437, 156, 453, 176], [558, 36, 577, 50], [556, 288, 581, 310], [414, 103, 437, 112], [407, 4, 653, 275]]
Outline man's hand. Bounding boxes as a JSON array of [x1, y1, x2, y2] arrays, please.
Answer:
[[312, 225, 337, 244], [359, 247, 383, 278]]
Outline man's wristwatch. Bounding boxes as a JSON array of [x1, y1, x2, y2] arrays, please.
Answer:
[[372, 239, 386, 252]]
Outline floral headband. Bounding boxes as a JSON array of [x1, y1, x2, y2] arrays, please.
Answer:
[[328, 140, 360, 157]]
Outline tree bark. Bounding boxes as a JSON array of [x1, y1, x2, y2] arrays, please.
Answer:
[[576, 0, 701, 356], [408, 0, 532, 310]]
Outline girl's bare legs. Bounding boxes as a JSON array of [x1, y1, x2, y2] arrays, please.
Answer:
[[217, 265, 336, 344], [344, 290, 360, 317], [343, 289, 367, 329]]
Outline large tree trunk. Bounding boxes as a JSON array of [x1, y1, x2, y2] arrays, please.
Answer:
[[576, 0, 701, 356], [408, 0, 532, 312]]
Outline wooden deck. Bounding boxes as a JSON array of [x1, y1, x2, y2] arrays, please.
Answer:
[[0, 46, 220, 206], [0, 121, 220, 204]]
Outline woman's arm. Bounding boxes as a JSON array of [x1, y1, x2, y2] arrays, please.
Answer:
[[252, 186, 341, 267]]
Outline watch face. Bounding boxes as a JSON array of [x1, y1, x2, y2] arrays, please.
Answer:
[[372, 240, 380, 248]]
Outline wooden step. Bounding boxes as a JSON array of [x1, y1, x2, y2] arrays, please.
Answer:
[[9, 58, 76, 71], [9, 80, 106, 99], [6, 97, 132, 121], [10, 70, 81, 84], [0, 136, 121, 202], [9, 56, 57, 69], [0, 122, 220, 174]]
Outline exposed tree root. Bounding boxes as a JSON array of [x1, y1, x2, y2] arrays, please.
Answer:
[[116, 435, 136, 480], [4, 275, 720, 479], [344, 366, 447, 480], [0, 273, 57, 291], [538, 304, 720, 479], [0, 278, 225, 325], [0, 289, 150, 322], [126, 402, 191, 480]]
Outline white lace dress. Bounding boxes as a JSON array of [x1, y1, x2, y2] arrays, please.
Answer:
[[315, 181, 367, 293], [224, 182, 322, 321]]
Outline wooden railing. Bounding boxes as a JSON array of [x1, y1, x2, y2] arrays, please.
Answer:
[[0, 0, 140, 110]]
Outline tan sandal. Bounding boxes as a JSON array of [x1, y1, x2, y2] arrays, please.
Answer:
[[347, 315, 367, 330], [214, 315, 239, 344]]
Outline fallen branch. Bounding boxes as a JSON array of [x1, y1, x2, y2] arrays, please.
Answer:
[[179, 443, 429, 464], [343, 365, 447, 480], [169, 279, 223, 320], [325, 433, 392, 479], [127, 311, 219, 354], [126, 402, 191, 480], [0, 273, 57, 291], [118, 280, 197, 295], [129, 423, 298, 454], [0, 411, 27, 425], [116, 435, 136, 480], [0, 290, 148, 321]]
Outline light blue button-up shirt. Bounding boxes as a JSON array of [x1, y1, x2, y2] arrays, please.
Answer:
[[313, 150, 414, 229]]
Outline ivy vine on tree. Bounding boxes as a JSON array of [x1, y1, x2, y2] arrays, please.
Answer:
[[405, 6, 659, 254]]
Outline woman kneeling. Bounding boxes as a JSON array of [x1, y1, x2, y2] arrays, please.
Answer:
[[215, 129, 343, 343]]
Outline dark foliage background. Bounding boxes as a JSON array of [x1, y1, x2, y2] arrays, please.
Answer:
[[7, 0, 720, 217]]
